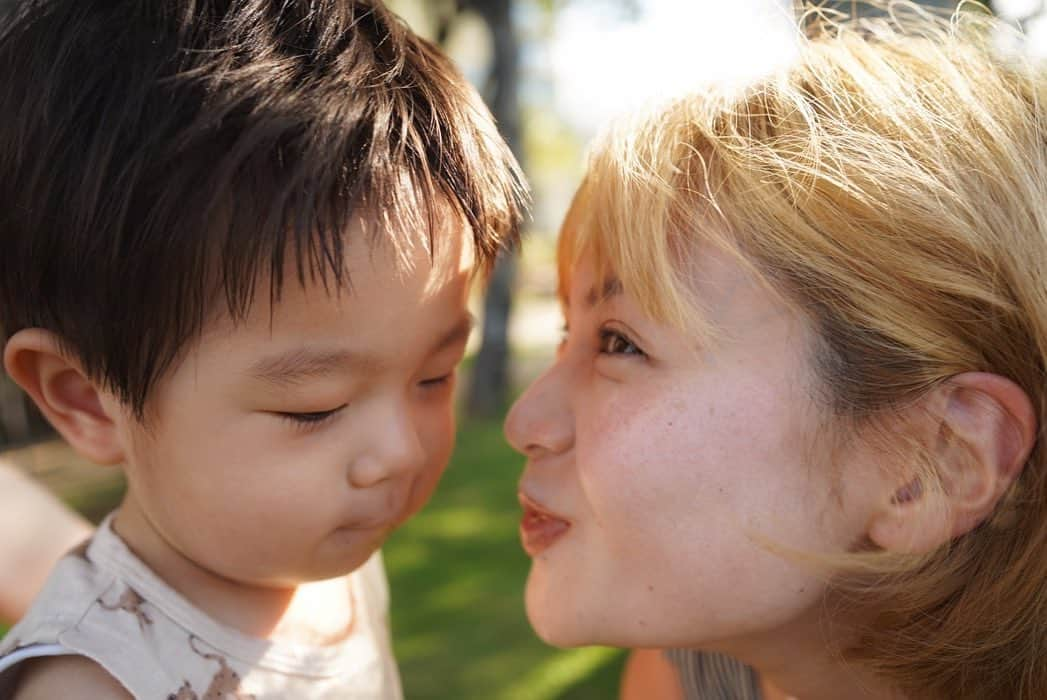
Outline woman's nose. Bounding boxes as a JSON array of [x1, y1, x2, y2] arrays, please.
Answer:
[[504, 361, 574, 459]]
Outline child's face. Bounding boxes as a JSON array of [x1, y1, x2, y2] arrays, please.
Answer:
[[114, 216, 474, 587], [505, 243, 882, 650]]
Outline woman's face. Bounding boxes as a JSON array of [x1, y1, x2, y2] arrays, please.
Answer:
[[504, 243, 881, 649]]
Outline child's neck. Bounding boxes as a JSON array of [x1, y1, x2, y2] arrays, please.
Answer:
[[111, 499, 355, 646]]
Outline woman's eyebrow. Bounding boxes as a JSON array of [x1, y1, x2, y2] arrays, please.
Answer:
[[585, 277, 623, 307]]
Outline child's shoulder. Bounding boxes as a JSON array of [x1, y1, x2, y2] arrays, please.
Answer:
[[10, 654, 130, 700], [0, 537, 126, 698], [0, 539, 113, 653]]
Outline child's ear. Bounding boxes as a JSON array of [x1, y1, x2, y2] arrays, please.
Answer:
[[4, 329, 126, 465], [868, 372, 1036, 555]]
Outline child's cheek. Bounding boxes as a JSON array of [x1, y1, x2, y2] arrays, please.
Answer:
[[403, 418, 455, 517]]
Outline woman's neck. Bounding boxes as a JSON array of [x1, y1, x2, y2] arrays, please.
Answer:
[[715, 606, 906, 700], [756, 657, 900, 700]]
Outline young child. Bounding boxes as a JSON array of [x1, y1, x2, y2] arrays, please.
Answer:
[[0, 1, 523, 698], [505, 4, 1047, 700]]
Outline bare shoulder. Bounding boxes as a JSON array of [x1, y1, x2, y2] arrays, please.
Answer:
[[11, 654, 131, 700]]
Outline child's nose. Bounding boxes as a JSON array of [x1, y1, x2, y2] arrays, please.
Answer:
[[504, 361, 574, 460], [348, 405, 425, 488]]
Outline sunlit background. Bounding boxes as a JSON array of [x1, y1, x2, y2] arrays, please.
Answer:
[[1, 1, 1046, 698]]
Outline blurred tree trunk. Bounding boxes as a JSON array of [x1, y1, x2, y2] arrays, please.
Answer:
[[0, 375, 28, 447], [455, 0, 524, 418], [0, 373, 53, 450]]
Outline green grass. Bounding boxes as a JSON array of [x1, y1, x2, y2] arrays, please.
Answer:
[[385, 418, 625, 699]]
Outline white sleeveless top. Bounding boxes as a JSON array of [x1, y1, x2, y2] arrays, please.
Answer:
[[0, 515, 403, 699]]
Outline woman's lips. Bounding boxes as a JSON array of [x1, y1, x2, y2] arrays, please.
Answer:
[[518, 492, 570, 557]]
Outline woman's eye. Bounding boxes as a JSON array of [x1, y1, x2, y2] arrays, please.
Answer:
[[276, 406, 345, 427], [598, 328, 644, 357]]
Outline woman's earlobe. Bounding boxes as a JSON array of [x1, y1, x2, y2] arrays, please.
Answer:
[[3, 328, 126, 465], [868, 372, 1036, 554]]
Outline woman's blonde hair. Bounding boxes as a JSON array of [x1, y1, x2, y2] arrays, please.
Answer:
[[559, 3, 1047, 698]]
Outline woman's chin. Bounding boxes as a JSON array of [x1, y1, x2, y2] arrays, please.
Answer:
[[525, 607, 647, 649], [524, 577, 615, 648], [525, 612, 592, 648], [525, 582, 587, 647], [524, 571, 703, 650]]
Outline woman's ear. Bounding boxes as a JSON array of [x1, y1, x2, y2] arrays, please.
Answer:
[[868, 372, 1036, 554], [4, 329, 126, 465]]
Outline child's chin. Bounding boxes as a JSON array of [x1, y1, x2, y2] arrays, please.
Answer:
[[337, 546, 382, 573], [304, 537, 385, 580]]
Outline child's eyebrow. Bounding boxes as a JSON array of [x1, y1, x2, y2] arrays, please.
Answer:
[[247, 314, 475, 388], [430, 313, 476, 354], [248, 348, 366, 387]]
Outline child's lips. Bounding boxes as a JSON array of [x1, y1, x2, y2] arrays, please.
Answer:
[[518, 491, 571, 557], [339, 519, 390, 531], [339, 511, 398, 531], [341, 487, 413, 531]]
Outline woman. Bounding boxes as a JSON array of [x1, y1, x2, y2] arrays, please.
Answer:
[[506, 5, 1047, 699]]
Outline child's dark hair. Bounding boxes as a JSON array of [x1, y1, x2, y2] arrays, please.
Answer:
[[0, 0, 525, 417]]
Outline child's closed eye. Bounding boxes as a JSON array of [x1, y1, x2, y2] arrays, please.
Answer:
[[275, 405, 346, 429], [419, 369, 456, 389]]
